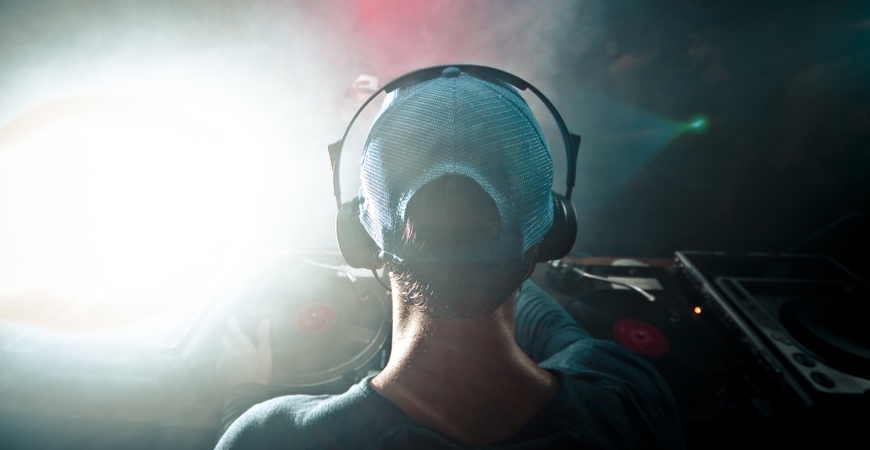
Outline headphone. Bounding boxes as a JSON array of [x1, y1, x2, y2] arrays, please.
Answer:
[[328, 64, 580, 269]]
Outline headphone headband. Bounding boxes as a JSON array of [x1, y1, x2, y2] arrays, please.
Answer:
[[327, 64, 581, 209]]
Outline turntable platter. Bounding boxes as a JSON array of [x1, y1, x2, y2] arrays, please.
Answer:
[[233, 258, 390, 392], [781, 298, 870, 376]]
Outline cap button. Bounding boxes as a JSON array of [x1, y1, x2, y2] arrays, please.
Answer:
[[442, 67, 461, 78]]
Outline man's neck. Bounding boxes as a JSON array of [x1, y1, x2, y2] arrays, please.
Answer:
[[370, 291, 560, 446]]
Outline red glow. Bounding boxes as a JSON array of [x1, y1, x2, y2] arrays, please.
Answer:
[[613, 319, 671, 357], [350, 0, 459, 77]]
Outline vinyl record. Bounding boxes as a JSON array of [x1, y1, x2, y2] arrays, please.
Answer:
[[613, 318, 670, 357], [234, 259, 390, 392], [565, 289, 736, 414]]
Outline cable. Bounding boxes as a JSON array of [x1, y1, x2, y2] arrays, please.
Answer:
[[549, 260, 656, 302], [299, 256, 358, 282], [298, 256, 392, 293], [372, 269, 391, 293]]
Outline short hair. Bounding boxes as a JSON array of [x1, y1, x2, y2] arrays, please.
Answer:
[[385, 174, 537, 318]]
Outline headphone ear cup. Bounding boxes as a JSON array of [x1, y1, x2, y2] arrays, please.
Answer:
[[536, 192, 577, 262], [335, 197, 383, 269]]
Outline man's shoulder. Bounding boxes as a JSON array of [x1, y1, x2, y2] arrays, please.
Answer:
[[216, 379, 390, 449], [538, 341, 687, 449]]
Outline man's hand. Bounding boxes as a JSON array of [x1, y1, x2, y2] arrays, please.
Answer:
[[216, 317, 272, 389]]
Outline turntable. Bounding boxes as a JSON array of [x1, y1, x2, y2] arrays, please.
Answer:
[[675, 251, 870, 416], [228, 254, 391, 395], [536, 258, 745, 419]]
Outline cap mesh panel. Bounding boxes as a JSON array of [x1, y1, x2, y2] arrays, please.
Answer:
[[359, 72, 554, 262]]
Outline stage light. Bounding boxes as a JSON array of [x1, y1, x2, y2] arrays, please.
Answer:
[[684, 115, 709, 134], [0, 93, 283, 343]]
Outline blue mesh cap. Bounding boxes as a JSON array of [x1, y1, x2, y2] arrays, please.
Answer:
[[359, 67, 554, 263]]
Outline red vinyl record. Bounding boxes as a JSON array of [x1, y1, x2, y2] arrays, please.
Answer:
[[613, 318, 671, 357], [292, 303, 338, 335]]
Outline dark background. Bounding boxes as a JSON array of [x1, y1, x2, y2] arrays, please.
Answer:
[[560, 0, 869, 272]]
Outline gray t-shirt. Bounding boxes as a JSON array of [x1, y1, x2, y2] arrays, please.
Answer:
[[215, 281, 685, 449]]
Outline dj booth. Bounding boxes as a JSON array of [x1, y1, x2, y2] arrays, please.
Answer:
[[1, 250, 868, 449], [537, 252, 870, 448]]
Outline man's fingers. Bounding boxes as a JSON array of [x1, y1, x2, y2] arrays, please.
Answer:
[[217, 318, 272, 388]]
